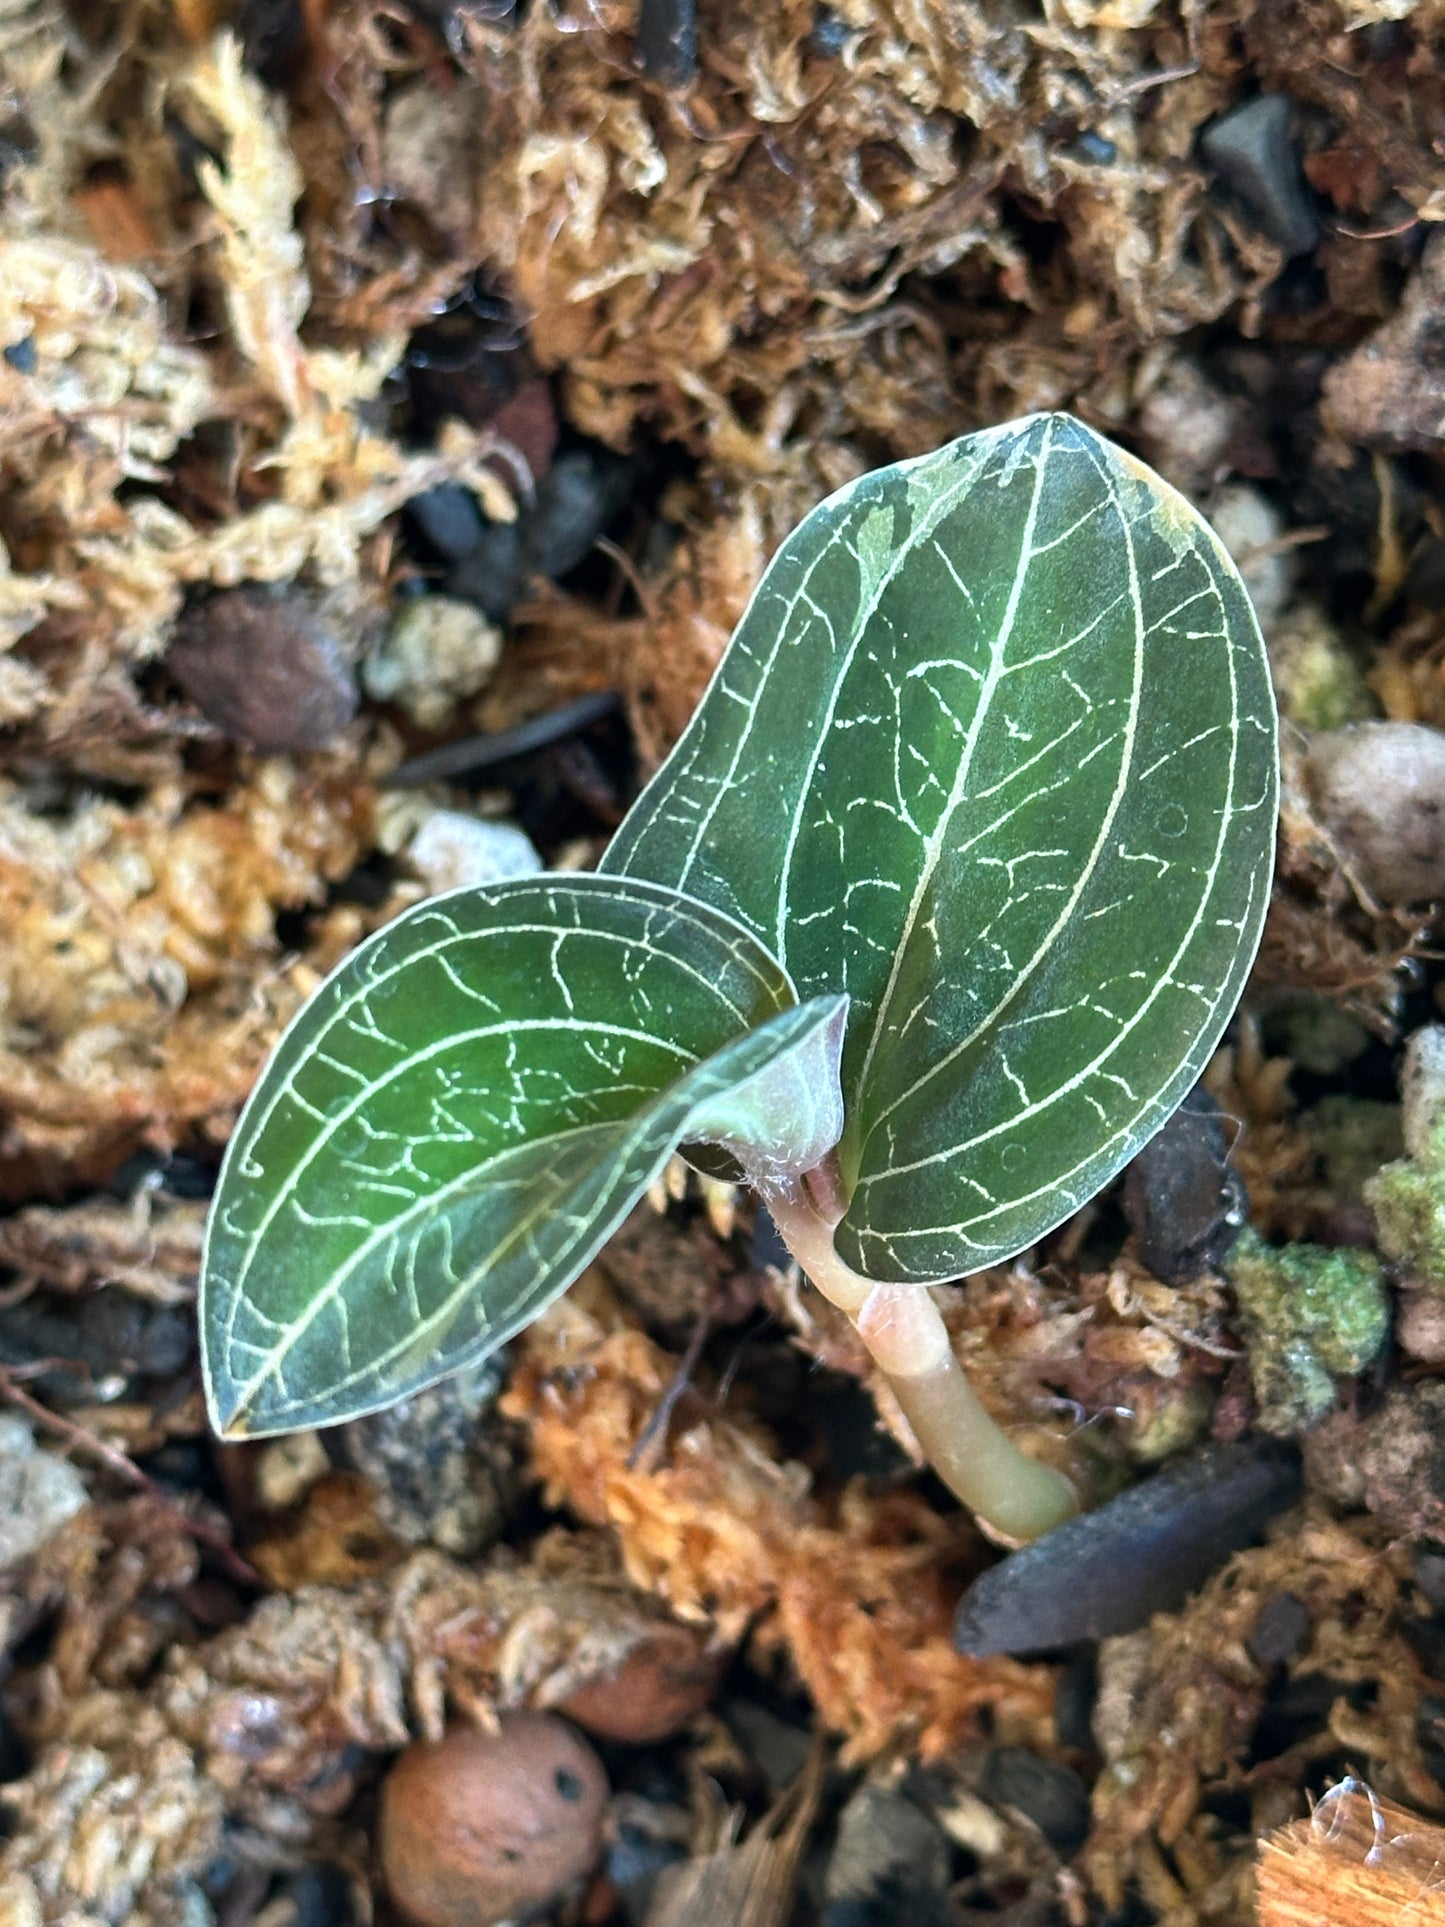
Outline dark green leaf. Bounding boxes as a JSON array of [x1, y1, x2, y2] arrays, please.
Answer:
[[602, 413, 1276, 1279], [202, 873, 844, 1435]]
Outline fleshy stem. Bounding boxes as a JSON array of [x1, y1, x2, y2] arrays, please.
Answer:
[[763, 1163, 1078, 1545]]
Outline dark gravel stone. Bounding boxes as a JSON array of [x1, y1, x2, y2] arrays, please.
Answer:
[[954, 1440, 1302, 1657], [405, 482, 486, 564], [272, 1865, 357, 1927], [1247, 1591, 1310, 1668], [606, 1810, 689, 1926], [1201, 94, 1320, 256], [0, 1294, 192, 1403], [447, 526, 528, 617], [93, 1297, 192, 1378], [824, 1879, 960, 1927], [1414, 1541, 1445, 1613], [723, 1699, 813, 1794], [334, 1362, 516, 1558], [448, 448, 636, 619], [823, 1784, 954, 1927], [980, 1747, 1092, 1856], [167, 586, 358, 750], [1123, 1085, 1246, 1283], [635, 0, 697, 85]]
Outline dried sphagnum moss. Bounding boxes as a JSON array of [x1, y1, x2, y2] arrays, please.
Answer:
[[0, 27, 513, 719], [0, 761, 372, 1177], [503, 1272, 1054, 1763], [0, 19, 518, 1175], [1085, 1514, 1440, 1917], [0, 1507, 717, 1925], [4, 0, 1445, 1919], [452, 0, 1274, 740]]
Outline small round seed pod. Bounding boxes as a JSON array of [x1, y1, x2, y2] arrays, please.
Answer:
[[379, 1713, 608, 1927], [556, 1624, 722, 1744]]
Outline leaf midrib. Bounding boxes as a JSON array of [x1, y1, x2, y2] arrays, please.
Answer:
[[223, 885, 783, 1296], [769, 449, 992, 964], [854, 543, 1252, 1208], [845, 419, 1059, 1147], [221, 1111, 637, 1424], [219, 1000, 839, 1425], [854, 427, 1150, 1160]]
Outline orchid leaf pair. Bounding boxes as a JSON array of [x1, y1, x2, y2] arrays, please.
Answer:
[[202, 412, 1277, 1533]]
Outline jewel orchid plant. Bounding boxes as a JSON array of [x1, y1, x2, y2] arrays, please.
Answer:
[[201, 413, 1277, 1545]]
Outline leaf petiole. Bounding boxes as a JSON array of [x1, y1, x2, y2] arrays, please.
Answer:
[[764, 1173, 1078, 1544]]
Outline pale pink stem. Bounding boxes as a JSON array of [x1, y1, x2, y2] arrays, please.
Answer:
[[764, 1177, 1077, 1544]]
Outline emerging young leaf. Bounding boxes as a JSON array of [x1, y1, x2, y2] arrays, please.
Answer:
[[603, 413, 1277, 1280], [203, 873, 844, 1436]]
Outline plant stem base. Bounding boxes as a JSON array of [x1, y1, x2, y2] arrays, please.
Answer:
[[765, 1179, 1078, 1544]]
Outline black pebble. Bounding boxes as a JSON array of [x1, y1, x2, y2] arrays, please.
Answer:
[[724, 1699, 813, 1794], [635, 0, 697, 87], [980, 1747, 1092, 1856], [1200, 95, 1320, 257], [823, 1785, 954, 1927], [824, 1881, 960, 1927], [954, 1440, 1302, 1657], [448, 449, 636, 620], [406, 483, 486, 565], [1247, 1591, 1310, 1668], [1123, 1085, 1246, 1284]]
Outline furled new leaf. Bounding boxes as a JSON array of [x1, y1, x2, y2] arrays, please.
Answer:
[[202, 873, 845, 1436], [603, 413, 1277, 1281]]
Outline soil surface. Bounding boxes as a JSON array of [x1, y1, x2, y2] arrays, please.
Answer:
[[1, 2, 1445, 1924]]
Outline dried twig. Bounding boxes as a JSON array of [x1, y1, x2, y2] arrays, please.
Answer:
[[0, 1364, 257, 1584]]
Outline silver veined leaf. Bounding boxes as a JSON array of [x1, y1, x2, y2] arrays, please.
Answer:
[[602, 413, 1277, 1281], [201, 872, 845, 1435]]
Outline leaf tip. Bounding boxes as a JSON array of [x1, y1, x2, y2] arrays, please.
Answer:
[[200, 1328, 277, 1439], [202, 1372, 254, 1441]]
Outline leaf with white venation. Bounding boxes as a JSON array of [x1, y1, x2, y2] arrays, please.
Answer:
[[202, 873, 845, 1436], [602, 412, 1277, 1280]]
